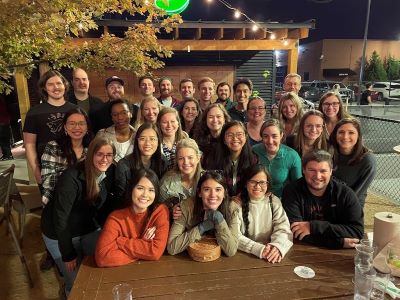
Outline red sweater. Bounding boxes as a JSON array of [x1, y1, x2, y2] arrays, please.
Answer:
[[95, 204, 170, 267]]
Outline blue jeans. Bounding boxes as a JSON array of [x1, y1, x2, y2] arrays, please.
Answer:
[[42, 229, 100, 296]]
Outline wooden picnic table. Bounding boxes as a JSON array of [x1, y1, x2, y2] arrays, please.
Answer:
[[69, 242, 356, 299]]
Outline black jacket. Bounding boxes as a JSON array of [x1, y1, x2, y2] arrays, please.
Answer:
[[41, 162, 117, 261], [282, 177, 364, 249]]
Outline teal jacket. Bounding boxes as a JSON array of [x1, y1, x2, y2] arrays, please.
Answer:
[[252, 143, 302, 198]]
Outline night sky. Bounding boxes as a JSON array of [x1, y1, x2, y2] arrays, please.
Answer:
[[180, 0, 400, 42]]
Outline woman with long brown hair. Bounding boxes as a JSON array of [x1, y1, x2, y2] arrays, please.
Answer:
[[318, 91, 350, 136]]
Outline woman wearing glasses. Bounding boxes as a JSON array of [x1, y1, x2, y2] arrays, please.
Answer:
[[286, 110, 329, 157], [41, 108, 93, 205], [41, 136, 117, 296], [329, 118, 376, 208], [167, 170, 239, 257], [246, 97, 268, 146], [318, 91, 350, 136], [96, 99, 135, 163], [235, 165, 292, 263], [115, 122, 165, 199], [205, 121, 256, 196], [253, 119, 302, 198]]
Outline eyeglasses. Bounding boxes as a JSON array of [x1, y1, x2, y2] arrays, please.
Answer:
[[66, 121, 87, 128], [304, 124, 324, 130], [248, 106, 266, 111], [322, 102, 340, 108], [225, 132, 245, 139], [95, 152, 114, 160], [247, 180, 268, 187], [111, 110, 130, 118]]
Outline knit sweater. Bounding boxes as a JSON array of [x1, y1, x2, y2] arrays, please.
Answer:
[[235, 195, 293, 259], [95, 204, 170, 267]]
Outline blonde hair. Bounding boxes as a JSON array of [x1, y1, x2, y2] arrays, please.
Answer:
[[157, 107, 188, 142], [197, 77, 215, 90], [134, 96, 163, 130], [278, 92, 304, 134], [175, 138, 203, 184]]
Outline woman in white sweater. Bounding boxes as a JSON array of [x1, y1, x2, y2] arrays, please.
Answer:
[[235, 164, 293, 263]]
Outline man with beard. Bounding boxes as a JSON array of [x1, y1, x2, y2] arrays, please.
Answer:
[[68, 68, 104, 133], [228, 78, 253, 122], [179, 78, 195, 101], [215, 82, 234, 111], [282, 150, 363, 249], [158, 77, 180, 108]]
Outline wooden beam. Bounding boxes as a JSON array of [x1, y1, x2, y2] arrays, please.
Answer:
[[288, 47, 299, 74], [214, 28, 223, 40], [69, 38, 298, 51], [39, 63, 50, 76], [254, 28, 267, 40], [195, 28, 202, 40], [234, 28, 245, 40], [272, 29, 288, 40], [174, 27, 179, 40], [288, 28, 309, 39], [103, 25, 109, 35]]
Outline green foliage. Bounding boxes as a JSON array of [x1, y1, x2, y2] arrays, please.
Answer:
[[0, 0, 182, 93], [385, 55, 400, 81], [364, 51, 387, 82]]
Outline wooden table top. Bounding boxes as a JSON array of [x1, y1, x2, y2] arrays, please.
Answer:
[[69, 242, 356, 299]]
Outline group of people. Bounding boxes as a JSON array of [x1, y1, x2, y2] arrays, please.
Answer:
[[22, 69, 375, 297]]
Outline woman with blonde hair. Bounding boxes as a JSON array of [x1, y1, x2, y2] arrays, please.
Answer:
[[41, 136, 116, 296], [157, 107, 188, 171], [134, 96, 163, 130], [318, 91, 350, 136], [160, 138, 202, 214], [278, 92, 304, 140], [286, 110, 329, 157]]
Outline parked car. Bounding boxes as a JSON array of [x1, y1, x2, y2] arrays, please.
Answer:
[[307, 81, 355, 103], [299, 85, 320, 103], [372, 82, 400, 100]]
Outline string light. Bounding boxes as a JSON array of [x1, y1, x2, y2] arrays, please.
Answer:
[[270, 33, 276, 39], [234, 10, 241, 19], [252, 24, 259, 32], [283, 39, 289, 46]]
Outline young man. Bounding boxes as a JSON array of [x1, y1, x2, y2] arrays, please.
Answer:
[[282, 150, 363, 249], [197, 77, 215, 111], [23, 70, 77, 185], [158, 77, 180, 108], [228, 78, 253, 122], [179, 78, 195, 101], [138, 76, 156, 99], [215, 81, 234, 111], [68, 68, 104, 132]]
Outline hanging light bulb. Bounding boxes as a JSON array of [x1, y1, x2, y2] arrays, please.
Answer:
[[270, 33, 276, 40], [283, 39, 289, 46], [234, 10, 241, 19], [252, 24, 258, 32]]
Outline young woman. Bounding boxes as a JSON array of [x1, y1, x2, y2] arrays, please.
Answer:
[[235, 165, 292, 263], [330, 118, 376, 208], [115, 122, 165, 198], [193, 103, 231, 167], [178, 98, 201, 138], [134, 96, 163, 130], [157, 107, 188, 171], [41, 108, 93, 205], [96, 99, 135, 163], [205, 121, 256, 196], [95, 168, 170, 267], [167, 171, 239, 257], [246, 97, 268, 146], [318, 91, 350, 136], [41, 136, 116, 296], [278, 92, 304, 140], [160, 138, 202, 208], [252, 119, 302, 198], [286, 110, 329, 157]]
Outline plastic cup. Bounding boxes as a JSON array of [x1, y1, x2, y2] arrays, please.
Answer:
[[112, 283, 133, 300], [354, 264, 375, 300], [370, 267, 390, 300]]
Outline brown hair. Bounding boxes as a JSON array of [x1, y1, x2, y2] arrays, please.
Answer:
[[38, 70, 69, 101], [318, 91, 350, 121], [278, 92, 304, 133], [157, 107, 188, 142]]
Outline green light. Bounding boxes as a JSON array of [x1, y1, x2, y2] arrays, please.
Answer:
[[155, 0, 190, 15]]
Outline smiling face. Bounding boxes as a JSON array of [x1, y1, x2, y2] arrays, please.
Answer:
[[160, 79, 173, 98], [321, 95, 340, 119], [139, 78, 155, 97], [106, 81, 124, 100], [143, 100, 160, 123], [303, 160, 332, 196], [246, 171, 268, 200], [247, 98, 267, 123], [303, 114, 324, 142], [45, 75, 65, 101], [72, 69, 89, 94], [180, 81, 195, 99], [199, 81, 215, 103], [281, 99, 297, 120], [235, 83, 251, 104], [283, 76, 301, 94], [93, 145, 114, 173], [182, 101, 199, 123], [336, 123, 359, 154], [199, 178, 225, 210], [160, 112, 179, 138], [111, 103, 132, 130], [262, 125, 282, 156], [206, 107, 225, 134], [224, 125, 246, 154], [217, 84, 230, 101], [131, 176, 156, 213], [177, 147, 200, 177], [64, 113, 87, 141], [137, 128, 158, 157]]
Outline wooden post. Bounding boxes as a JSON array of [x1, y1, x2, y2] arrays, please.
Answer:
[[287, 45, 299, 74], [14, 70, 35, 184]]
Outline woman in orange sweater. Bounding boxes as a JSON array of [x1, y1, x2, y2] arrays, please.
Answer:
[[95, 168, 170, 267]]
